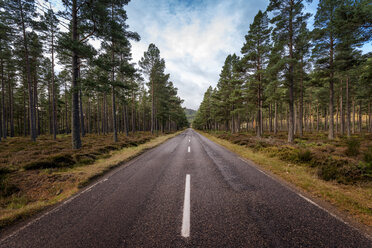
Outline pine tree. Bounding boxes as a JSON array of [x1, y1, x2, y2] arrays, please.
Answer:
[[6, 0, 39, 141], [268, 0, 311, 143], [241, 10, 271, 137], [60, 0, 109, 148], [139, 44, 164, 134], [312, 0, 343, 140], [100, 0, 140, 142], [295, 21, 311, 137], [40, 6, 59, 140], [333, 0, 371, 136]]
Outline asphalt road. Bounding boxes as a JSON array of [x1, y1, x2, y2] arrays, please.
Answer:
[[1, 129, 371, 247]]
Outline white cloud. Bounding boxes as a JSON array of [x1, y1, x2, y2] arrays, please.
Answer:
[[126, 0, 269, 109]]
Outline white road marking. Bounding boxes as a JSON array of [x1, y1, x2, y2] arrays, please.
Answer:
[[238, 157, 275, 180], [188, 146, 190, 153], [181, 174, 191, 238], [237, 156, 372, 241], [189, 139, 190, 143], [0, 176, 109, 243]]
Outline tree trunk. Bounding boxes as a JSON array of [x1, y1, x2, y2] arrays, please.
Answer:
[[299, 64, 304, 137], [0, 81, 2, 141], [336, 99, 338, 135], [19, 0, 36, 141], [1, 59, 6, 139], [269, 103, 273, 132], [23, 86, 27, 136], [151, 79, 154, 134], [51, 25, 57, 140], [257, 82, 262, 137], [316, 105, 319, 132], [112, 86, 117, 141], [123, 103, 128, 136], [88, 98, 91, 134], [340, 83, 344, 135], [231, 112, 235, 134], [131, 92, 135, 134], [8, 79, 14, 137], [358, 101, 362, 133], [33, 74, 39, 136], [346, 76, 351, 137], [48, 79, 52, 134], [64, 80, 69, 134], [325, 108, 328, 131], [309, 103, 313, 132], [274, 101, 278, 134], [103, 92, 107, 134], [369, 101, 371, 133], [79, 89, 85, 137], [288, 0, 295, 143], [96, 96, 100, 134], [328, 35, 334, 140], [294, 103, 297, 134], [304, 102, 308, 132], [71, 0, 81, 149], [352, 98, 355, 134], [110, 12, 118, 141]]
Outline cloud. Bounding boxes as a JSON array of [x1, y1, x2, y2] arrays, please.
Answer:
[[126, 0, 269, 109], [126, 0, 370, 110]]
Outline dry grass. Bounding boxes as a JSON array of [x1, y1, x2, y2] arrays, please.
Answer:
[[0, 131, 181, 228], [198, 131, 372, 228], [211, 131, 372, 183]]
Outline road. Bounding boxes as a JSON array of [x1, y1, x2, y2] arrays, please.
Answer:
[[1, 129, 371, 247]]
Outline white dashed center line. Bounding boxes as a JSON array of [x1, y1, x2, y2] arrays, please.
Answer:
[[181, 174, 191, 238]]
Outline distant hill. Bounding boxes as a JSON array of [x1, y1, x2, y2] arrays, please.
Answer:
[[184, 108, 197, 124]]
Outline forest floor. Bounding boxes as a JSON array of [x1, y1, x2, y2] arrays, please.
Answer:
[[0, 131, 181, 228], [198, 130, 372, 229]]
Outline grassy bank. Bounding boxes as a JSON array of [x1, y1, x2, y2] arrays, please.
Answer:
[[198, 131, 372, 229], [0, 131, 181, 228]]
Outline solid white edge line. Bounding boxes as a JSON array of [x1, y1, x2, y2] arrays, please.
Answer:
[[181, 174, 191, 238], [1, 135, 180, 243], [237, 156, 372, 241], [0, 176, 109, 243]]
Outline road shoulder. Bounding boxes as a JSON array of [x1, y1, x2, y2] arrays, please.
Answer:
[[0, 131, 184, 234], [196, 130, 372, 239]]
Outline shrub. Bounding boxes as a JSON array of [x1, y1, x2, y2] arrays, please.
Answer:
[[364, 146, 372, 165], [0, 168, 11, 176], [24, 154, 75, 170], [74, 153, 96, 165], [0, 182, 20, 197], [345, 138, 360, 156], [318, 163, 338, 181], [297, 149, 312, 162], [318, 158, 362, 183], [0, 169, 19, 197], [253, 141, 269, 151]]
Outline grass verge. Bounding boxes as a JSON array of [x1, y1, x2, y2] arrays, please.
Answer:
[[198, 131, 372, 229], [0, 131, 182, 229]]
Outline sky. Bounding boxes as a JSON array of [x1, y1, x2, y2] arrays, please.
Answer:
[[49, 0, 371, 110], [125, 0, 318, 110]]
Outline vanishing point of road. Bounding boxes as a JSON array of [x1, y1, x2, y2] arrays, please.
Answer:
[[1, 129, 371, 247]]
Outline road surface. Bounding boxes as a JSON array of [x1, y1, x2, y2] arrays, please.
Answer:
[[1, 129, 371, 247]]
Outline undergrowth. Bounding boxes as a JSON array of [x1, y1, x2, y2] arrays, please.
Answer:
[[212, 131, 372, 184]]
